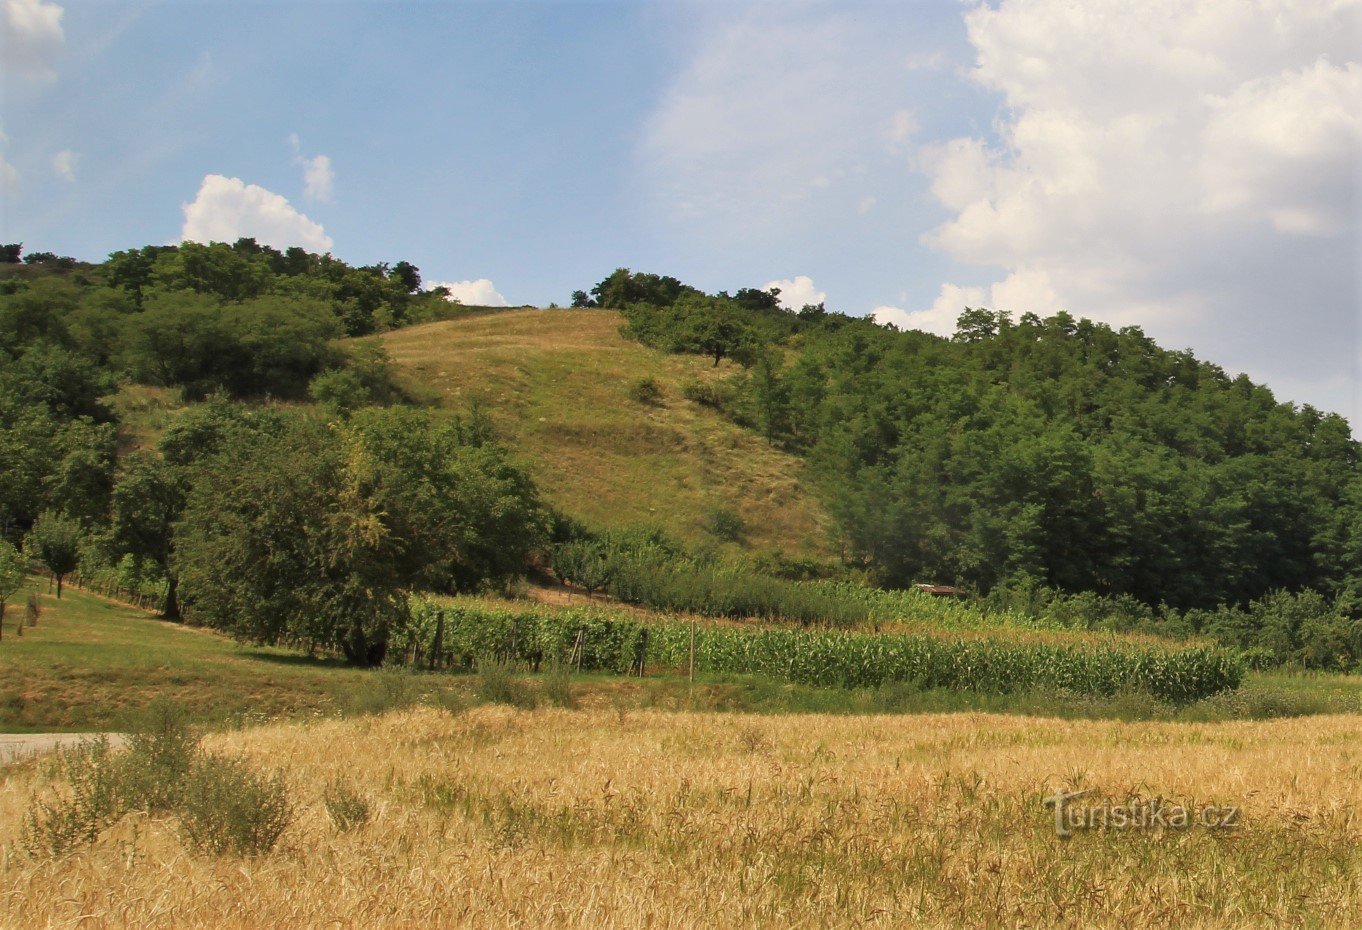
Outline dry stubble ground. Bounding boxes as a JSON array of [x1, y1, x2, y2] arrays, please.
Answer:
[[2, 705, 1359, 928]]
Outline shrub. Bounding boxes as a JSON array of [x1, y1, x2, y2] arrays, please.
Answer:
[[475, 655, 539, 709], [119, 701, 198, 813], [541, 658, 578, 709], [628, 376, 662, 405], [179, 754, 293, 856], [323, 778, 372, 832], [22, 738, 121, 857], [681, 379, 733, 409], [702, 507, 746, 543]]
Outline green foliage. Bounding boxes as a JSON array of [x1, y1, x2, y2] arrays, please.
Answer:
[[109, 451, 184, 617], [176, 407, 546, 664], [119, 701, 200, 813], [541, 658, 578, 708], [608, 290, 1359, 611], [0, 537, 25, 619], [308, 343, 402, 413], [408, 599, 1244, 703], [23, 704, 290, 858], [589, 268, 703, 309], [179, 754, 293, 856], [475, 654, 539, 708], [22, 738, 121, 857], [120, 291, 342, 399], [548, 532, 869, 627], [702, 507, 746, 543], [24, 511, 82, 596], [627, 376, 662, 405], [323, 779, 372, 832]]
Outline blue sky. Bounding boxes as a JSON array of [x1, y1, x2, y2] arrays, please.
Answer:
[[2, 0, 1359, 427]]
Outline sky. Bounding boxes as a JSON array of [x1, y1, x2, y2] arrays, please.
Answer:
[[2, 0, 1359, 426]]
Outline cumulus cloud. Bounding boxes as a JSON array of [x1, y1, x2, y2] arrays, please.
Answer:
[[288, 133, 334, 203], [180, 174, 332, 253], [921, 0, 1362, 420], [763, 275, 826, 311], [51, 148, 76, 181], [430, 279, 509, 307], [2, 0, 64, 80]]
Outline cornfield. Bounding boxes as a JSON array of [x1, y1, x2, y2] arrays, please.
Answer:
[[399, 600, 1243, 703]]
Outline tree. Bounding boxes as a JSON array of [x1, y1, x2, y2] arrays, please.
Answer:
[[176, 409, 546, 665], [0, 538, 25, 637], [25, 511, 81, 598], [390, 260, 421, 293], [110, 453, 185, 618], [1, 244, 21, 264]]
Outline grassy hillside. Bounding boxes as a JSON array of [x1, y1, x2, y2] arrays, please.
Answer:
[[378, 309, 836, 558]]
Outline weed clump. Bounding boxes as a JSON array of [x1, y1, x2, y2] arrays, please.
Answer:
[[323, 778, 372, 832], [179, 755, 293, 855], [541, 658, 578, 709], [475, 655, 539, 709], [22, 702, 294, 858]]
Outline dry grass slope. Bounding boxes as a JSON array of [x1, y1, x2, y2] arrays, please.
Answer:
[[4, 706, 1359, 928], [378, 309, 835, 557]]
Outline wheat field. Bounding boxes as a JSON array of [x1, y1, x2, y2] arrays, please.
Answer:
[[2, 705, 1360, 928]]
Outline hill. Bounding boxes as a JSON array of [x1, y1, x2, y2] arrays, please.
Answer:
[[378, 309, 836, 558]]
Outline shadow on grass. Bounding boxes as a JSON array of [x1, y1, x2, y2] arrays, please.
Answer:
[[234, 649, 357, 671]]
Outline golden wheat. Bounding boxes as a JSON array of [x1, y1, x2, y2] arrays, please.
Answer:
[[3, 706, 1360, 928]]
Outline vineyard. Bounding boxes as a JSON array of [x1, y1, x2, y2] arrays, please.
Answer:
[[400, 600, 1244, 703]]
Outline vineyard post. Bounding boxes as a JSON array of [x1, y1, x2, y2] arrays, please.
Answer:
[[689, 617, 696, 685]]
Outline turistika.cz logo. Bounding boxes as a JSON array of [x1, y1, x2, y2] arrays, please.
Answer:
[[1043, 789, 1241, 837]]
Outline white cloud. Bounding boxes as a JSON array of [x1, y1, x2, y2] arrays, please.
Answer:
[[908, 269, 1067, 336], [430, 279, 508, 307], [51, 148, 76, 181], [921, 0, 1362, 420], [763, 275, 826, 311], [2, 0, 64, 80], [180, 174, 332, 253], [288, 134, 334, 204], [887, 109, 918, 149], [299, 153, 333, 203]]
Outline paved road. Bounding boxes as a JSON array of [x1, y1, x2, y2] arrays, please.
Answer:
[[0, 733, 125, 765]]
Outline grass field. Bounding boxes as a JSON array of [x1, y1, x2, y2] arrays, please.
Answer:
[[4, 704, 1361, 928], [377, 309, 836, 557], [0, 581, 438, 732]]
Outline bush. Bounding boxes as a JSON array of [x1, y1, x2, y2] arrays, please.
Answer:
[[323, 778, 372, 832], [22, 738, 121, 857], [179, 754, 293, 855], [475, 655, 539, 709], [702, 507, 745, 543], [681, 379, 733, 409], [627, 376, 662, 405], [119, 701, 198, 813], [541, 658, 578, 709]]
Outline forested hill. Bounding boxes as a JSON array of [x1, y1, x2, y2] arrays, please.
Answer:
[[587, 270, 1362, 610], [2, 244, 1358, 621]]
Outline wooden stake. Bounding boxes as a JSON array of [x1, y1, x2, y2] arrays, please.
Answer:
[[689, 617, 696, 685]]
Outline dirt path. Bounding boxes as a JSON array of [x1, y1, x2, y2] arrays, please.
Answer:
[[0, 733, 125, 765]]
